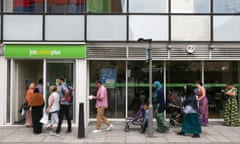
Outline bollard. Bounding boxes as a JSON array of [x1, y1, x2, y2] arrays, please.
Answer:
[[78, 103, 85, 138]]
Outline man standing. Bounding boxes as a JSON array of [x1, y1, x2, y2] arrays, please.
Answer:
[[56, 78, 72, 134], [92, 80, 113, 133]]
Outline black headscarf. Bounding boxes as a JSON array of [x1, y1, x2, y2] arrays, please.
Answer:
[[183, 85, 198, 111]]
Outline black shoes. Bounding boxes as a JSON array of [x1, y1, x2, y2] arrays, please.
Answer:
[[192, 134, 200, 138], [177, 131, 185, 136]]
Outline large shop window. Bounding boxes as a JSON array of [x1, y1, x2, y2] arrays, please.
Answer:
[[5, 0, 44, 13], [214, 0, 240, 13], [204, 61, 240, 118], [129, 0, 168, 13], [166, 61, 201, 118], [87, 0, 126, 13], [127, 61, 163, 116], [171, 0, 210, 13], [89, 61, 126, 118]]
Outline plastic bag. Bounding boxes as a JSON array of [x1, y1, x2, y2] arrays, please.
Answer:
[[40, 113, 48, 124]]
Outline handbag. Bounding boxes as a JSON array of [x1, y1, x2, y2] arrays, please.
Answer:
[[22, 102, 30, 110]]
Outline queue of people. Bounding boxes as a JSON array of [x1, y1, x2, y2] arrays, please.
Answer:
[[22, 78, 240, 138], [22, 78, 72, 135]]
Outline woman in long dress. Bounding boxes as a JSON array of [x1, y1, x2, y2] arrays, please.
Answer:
[[196, 81, 208, 126], [178, 85, 201, 138], [221, 82, 240, 126]]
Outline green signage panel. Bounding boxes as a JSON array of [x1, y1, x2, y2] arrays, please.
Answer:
[[4, 44, 86, 59]]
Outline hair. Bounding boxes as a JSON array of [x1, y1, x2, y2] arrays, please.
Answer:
[[59, 78, 65, 82], [49, 85, 57, 92], [195, 80, 203, 86], [38, 78, 43, 84], [34, 88, 39, 93], [226, 81, 233, 86], [96, 80, 102, 85], [29, 82, 35, 89]]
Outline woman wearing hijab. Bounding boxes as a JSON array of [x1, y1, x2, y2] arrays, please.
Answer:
[[178, 85, 201, 138], [153, 81, 169, 133]]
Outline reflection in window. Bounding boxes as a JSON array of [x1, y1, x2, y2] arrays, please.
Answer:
[[87, 0, 126, 13], [214, 16, 240, 41], [129, 0, 168, 13], [172, 16, 210, 41], [5, 0, 44, 13], [172, 0, 210, 13], [47, 0, 86, 13], [129, 16, 168, 41], [214, 0, 240, 13]]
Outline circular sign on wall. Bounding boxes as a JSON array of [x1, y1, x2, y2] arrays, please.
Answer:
[[186, 45, 195, 54]]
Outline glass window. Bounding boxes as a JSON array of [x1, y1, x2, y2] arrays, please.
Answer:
[[214, 0, 240, 13], [47, 0, 86, 13], [87, 15, 127, 41], [89, 61, 126, 118], [129, 0, 168, 13], [45, 15, 84, 41], [46, 61, 75, 121], [172, 0, 210, 13], [3, 15, 42, 40], [129, 16, 168, 41], [171, 16, 210, 41], [166, 61, 201, 118], [204, 61, 240, 118], [214, 16, 240, 41], [128, 61, 163, 116], [87, 0, 126, 13], [5, 0, 44, 13]]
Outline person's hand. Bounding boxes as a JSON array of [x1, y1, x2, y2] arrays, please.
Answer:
[[45, 108, 49, 113], [221, 89, 225, 93], [61, 98, 66, 102], [92, 96, 96, 99]]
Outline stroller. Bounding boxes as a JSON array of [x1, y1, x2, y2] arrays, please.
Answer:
[[168, 90, 185, 127], [124, 105, 145, 132]]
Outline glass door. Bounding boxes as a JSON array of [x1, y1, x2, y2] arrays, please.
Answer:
[[46, 60, 76, 121]]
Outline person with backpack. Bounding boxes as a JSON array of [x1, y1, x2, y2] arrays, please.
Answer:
[[56, 78, 72, 134]]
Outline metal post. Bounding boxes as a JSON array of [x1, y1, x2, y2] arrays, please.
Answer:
[[138, 38, 153, 137], [78, 103, 85, 138], [147, 41, 153, 137]]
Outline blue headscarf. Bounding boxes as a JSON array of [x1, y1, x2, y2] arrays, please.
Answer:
[[153, 81, 162, 103]]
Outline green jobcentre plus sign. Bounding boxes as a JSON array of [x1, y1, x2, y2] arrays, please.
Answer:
[[4, 44, 86, 59]]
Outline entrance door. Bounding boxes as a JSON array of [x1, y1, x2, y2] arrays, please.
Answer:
[[46, 60, 75, 121], [12, 60, 43, 124]]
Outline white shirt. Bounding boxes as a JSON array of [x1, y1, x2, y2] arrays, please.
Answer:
[[48, 91, 60, 113]]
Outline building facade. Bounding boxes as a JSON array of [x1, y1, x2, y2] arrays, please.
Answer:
[[1, 0, 240, 126]]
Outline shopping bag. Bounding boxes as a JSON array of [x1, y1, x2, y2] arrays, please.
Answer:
[[40, 113, 48, 124]]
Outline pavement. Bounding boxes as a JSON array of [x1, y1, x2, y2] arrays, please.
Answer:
[[0, 121, 240, 144]]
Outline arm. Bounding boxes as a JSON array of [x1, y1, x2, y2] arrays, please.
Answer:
[[197, 87, 206, 101], [46, 95, 54, 113], [225, 89, 237, 97]]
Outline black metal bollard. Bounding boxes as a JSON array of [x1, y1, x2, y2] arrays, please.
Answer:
[[78, 103, 85, 138]]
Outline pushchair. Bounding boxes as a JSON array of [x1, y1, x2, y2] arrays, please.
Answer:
[[168, 90, 185, 127], [124, 105, 145, 132]]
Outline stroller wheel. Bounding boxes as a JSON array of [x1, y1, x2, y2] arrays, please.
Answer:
[[124, 124, 130, 132], [170, 119, 176, 128]]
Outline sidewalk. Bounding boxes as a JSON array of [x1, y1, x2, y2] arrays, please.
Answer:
[[0, 121, 240, 143]]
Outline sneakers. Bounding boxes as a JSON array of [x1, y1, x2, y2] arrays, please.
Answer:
[[49, 131, 60, 137], [92, 129, 102, 133], [106, 124, 113, 131]]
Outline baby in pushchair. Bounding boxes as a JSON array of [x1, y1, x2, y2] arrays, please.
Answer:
[[125, 103, 147, 132], [168, 90, 185, 127]]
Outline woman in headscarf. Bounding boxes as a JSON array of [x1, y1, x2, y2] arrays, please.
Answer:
[[153, 81, 169, 133], [178, 85, 201, 138]]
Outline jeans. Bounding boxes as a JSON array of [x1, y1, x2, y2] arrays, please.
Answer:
[[56, 105, 72, 133]]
